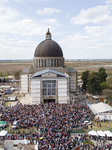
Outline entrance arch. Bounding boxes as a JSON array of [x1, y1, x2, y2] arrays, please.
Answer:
[[44, 99, 55, 103]]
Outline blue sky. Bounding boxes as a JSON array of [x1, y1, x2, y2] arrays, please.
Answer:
[[0, 0, 112, 59]]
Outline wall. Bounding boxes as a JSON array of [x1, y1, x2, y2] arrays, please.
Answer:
[[30, 78, 41, 104], [69, 73, 77, 93], [95, 113, 112, 120], [20, 74, 28, 93], [58, 78, 69, 103]]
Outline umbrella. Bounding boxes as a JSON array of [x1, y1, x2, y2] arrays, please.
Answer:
[[88, 130, 98, 136], [97, 130, 105, 137], [40, 137, 44, 140], [104, 130, 112, 137]]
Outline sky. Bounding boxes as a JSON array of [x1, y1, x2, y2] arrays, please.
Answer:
[[0, 0, 112, 60]]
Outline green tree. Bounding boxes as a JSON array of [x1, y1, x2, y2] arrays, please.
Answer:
[[14, 72, 20, 79], [100, 82, 110, 91], [81, 70, 90, 91], [3, 78, 6, 82], [106, 74, 112, 88], [3, 73, 8, 77], [0, 72, 2, 77], [98, 67, 107, 84], [103, 89, 112, 104], [87, 72, 101, 95]]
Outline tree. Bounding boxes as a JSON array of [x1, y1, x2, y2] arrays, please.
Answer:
[[100, 82, 110, 91], [98, 67, 107, 84], [81, 70, 90, 91], [14, 72, 20, 79], [87, 72, 101, 95], [3, 73, 8, 77], [3, 78, 6, 82], [103, 89, 112, 104], [0, 72, 2, 77], [106, 74, 112, 88]]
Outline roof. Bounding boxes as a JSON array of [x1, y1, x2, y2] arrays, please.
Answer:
[[88, 102, 112, 114], [34, 39, 63, 57], [32, 68, 66, 78], [22, 68, 29, 73], [68, 67, 76, 73]]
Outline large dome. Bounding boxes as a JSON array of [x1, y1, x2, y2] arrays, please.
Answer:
[[34, 28, 63, 57], [34, 39, 63, 57]]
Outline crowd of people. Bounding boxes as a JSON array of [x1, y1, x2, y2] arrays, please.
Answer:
[[0, 102, 111, 149], [0, 102, 94, 149]]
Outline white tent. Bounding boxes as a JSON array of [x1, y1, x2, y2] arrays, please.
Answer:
[[88, 102, 112, 114], [0, 130, 7, 136], [88, 130, 98, 136], [97, 130, 105, 137], [104, 130, 112, 137]]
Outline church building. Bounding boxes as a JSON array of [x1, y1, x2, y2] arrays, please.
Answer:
[[20, 29, 77, 104]]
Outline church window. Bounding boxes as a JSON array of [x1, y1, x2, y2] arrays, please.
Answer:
[[51, 59, 53, 67], [44, 59, 46, 67], [48, 59, 50, 67], [54, 59, 56, 67], [43, 80, 56, 96]]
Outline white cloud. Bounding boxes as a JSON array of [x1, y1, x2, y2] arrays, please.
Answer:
[[12, 0, 23, 2], [42, 18, 58, 24], [60, 34, 90, 48], [84, 26, 109, 36], [71, 5, 112, 24], [106, 0, 112, 4], [66, 14, 69, 19], [37, 7, 61, 15], [0, 0, 8, 3]]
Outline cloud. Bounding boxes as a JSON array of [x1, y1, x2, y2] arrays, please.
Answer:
[[42, 18, 58, 24], [84, 26, 109, 36], [106, 0, 112, 4], [0, 0, 8, 3], [71, 5, 112, 25], [37, 7, 61, 15], [66, 14, 69, 19], [60, 34, 90, 48]]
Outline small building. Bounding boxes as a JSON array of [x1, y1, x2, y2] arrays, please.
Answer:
[[20, 29, 77, 104], [88, 102, 112, 120]]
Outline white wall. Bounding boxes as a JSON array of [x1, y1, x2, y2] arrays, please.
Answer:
[[58, 78, 69, 103], [20, 74, 28, 93], [95, 113, 112, 120], [31, 78, 41, 104]]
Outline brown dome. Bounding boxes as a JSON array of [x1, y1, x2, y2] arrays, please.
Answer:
[[34, 39, 63, 57]]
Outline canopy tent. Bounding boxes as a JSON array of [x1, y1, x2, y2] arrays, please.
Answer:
[[88, 130, 98, 136], [0, 121, 6, 127], [104, 130, 112, 137], [97, 130, 105, 137], [5, 90, 10, 93], [0, 130, 7, 136], [88, 102, 112, 114]]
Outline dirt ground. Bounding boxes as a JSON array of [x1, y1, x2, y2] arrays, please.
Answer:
[[0, 61, 112, 76]]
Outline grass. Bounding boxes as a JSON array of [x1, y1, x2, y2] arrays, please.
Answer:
[[2, 123, 38, 135]]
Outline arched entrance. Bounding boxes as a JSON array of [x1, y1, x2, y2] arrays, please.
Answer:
[[44, 99, 55, 103]]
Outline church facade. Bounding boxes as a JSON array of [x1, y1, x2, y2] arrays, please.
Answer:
[[20, 29, 77, 104]]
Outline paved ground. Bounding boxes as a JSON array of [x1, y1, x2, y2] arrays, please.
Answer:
[[10, 94, 31, 107]]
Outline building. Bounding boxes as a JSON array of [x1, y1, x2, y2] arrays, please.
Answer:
[[20, 29, 77, 104], [88, 102, 112, 120]]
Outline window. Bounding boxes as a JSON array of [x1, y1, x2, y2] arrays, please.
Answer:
[[51, 59, 53, 67], [48, 59, 50, 67], [44, 59, 46, 67], [54, 59, 56, 67], [43, 80, 56, 96]]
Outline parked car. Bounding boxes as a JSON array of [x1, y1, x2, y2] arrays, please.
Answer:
[[12, 121, 18, 129]]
